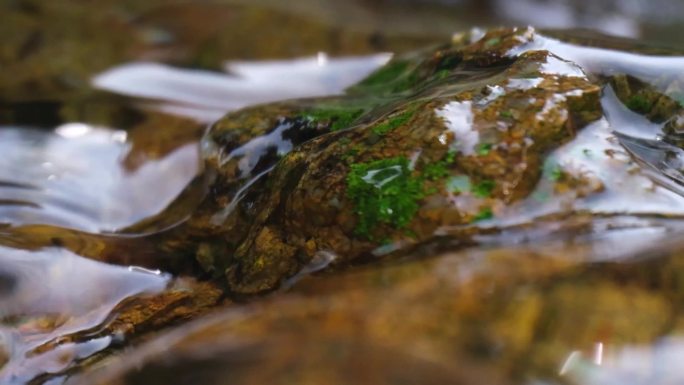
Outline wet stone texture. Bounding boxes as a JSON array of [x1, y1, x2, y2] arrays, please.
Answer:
[[69, 244, 684, 385], [179, 28, 604, 295]]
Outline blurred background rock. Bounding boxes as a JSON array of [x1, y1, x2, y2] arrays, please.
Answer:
[[2, 0, 684, 103]]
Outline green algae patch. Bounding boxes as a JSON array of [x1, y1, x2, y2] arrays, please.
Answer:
[[473, 206, 493, 221], [544, 161, 566, 182], [346, 157, 424, 237], [476, 143, 493, 156], [423, 151, 457, 180], [499, 110, 514, 119], [473, 180, 495, 198], [484, 37, 501, 47], [434, 69, 451, 80], [359, 61, 409, 85], [625, 94, 653, 113], [349, 60, 418, 94], [372, 108, 416, 135], [346, 151, 460, 237], [306, 107, 364, 131], [548, 165, 565, 181]]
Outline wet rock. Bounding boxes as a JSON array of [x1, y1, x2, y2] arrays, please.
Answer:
[[180, 28, 607, 294], [0, 276, 223, 383], [610, 74, 682, 123]]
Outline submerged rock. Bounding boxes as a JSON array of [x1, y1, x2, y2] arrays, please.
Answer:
[[69, 238, 684, 385]]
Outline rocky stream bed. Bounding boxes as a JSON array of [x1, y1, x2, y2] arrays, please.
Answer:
[[4, 1, 684, 385]]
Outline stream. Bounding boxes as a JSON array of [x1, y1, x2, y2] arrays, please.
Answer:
[[3, 1, 684, 385]]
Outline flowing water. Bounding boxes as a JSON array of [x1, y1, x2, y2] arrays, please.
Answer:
[[0, 50, 392, 384], [3, 1, 684, 384]]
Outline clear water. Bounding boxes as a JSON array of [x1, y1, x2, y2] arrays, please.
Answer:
[[3, 1, 684, 384]]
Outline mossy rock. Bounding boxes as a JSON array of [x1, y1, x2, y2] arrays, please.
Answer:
[[168, 27, 612, 295]]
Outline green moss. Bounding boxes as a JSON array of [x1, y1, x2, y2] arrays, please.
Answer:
[[423, 151, 456, 180], [520, 71, 543, 79], [500, 110, 513, 119], [351, 60, 418, 94], [306, 107, 363, 131], [346, 157, 425, 238], [423, 163, 446, 180], [372, 109, 415, 135], [485, 37, 501, 47], [343, 144, 363, 162], [548, 164, 564, 181], [357, 61, 410, 87], [476, 143, 492, 155], [472, 180, 495, 198], [473, 207, 493, 221], [625, 94, 652, 113], [438, 55, 460, 70], [434, 69, 451, 80]]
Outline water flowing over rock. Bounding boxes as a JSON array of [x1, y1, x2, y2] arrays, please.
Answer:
[[171, 27, 684, 297], [5, 13, 684, 384]]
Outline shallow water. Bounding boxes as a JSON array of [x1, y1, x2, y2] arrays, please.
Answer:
[[3, 1, 684, 384], [0, 126, 198, 232], [0, 247, 169, 384]]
